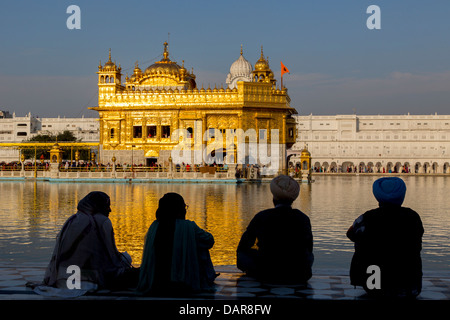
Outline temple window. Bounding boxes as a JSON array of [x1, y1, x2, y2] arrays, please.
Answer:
[[110, 128, 115, 139], [147, 125, 157, 138], [161, 125, 170, 138], [133, 126, 142, 138]]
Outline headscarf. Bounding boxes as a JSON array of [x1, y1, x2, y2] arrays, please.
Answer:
[[155, 193, 186, 221], [77, 191, 111, 216], [270, 174, 300, 203], [372, 177, 406, 206]]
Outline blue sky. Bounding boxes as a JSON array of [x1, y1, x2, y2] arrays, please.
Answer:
[[1, 0, 450, 117]]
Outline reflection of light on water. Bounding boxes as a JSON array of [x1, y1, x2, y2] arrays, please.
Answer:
[[0, 176, 449, 271]]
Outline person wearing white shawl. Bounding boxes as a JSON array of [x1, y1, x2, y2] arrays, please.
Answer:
[[237, 175, 313, 284], [34, 191, 138, 297]]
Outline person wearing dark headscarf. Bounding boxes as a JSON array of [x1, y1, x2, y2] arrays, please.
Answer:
[[347, 177, 424, 298], [137, 193, 216, 296], [236, 175, 314, 284], [38, 191, 138, 296]]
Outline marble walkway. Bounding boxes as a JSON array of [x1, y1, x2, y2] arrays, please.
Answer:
[[1, 263, 449, 301]]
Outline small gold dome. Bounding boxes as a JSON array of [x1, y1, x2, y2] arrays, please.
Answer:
[[104, 49, 115, 67], [254, 46, 270, 71], [129, 61, 143, 82], [300, 145, 311, 157]]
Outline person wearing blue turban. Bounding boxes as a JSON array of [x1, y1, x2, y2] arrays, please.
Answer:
[[347, 177, 424, 299]]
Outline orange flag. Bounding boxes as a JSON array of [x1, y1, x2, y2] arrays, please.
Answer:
[[281, 61, 290, 77]]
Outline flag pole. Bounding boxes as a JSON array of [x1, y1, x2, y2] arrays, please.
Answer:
[[281, 61, 289, 90]]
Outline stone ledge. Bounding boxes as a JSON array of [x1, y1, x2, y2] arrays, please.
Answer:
[[1, 264, 449, 300]]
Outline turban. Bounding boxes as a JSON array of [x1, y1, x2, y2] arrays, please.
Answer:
[[372, 177, 406, 206], [270, 175, 300, 202]]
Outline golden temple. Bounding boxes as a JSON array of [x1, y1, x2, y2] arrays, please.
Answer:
[[90, 42, 297, 175]]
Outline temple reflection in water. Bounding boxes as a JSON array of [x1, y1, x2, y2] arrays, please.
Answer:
[[4, 181, 295, 265], [1, 177, 450, 271]]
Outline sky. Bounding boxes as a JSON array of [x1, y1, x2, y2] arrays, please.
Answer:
[[1, 0, 450, 118]]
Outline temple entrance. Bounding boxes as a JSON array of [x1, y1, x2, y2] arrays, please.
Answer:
[[146, 157, 157, 166]]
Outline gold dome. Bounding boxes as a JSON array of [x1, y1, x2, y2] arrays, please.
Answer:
[[129, 61, 143, 82], [104, 49, 115, 67], [252, 45, 276, 86], [137, 42, 196, 89], [300, 145, 311, 157], [254, 46, 270, 71], [144, 42, 182, 76]]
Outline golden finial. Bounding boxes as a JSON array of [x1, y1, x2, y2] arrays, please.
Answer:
[[260, 45, 264, 58], [108, 48, 112, 62], [240, 44, 243, 55], [163, 41, 169, 60]]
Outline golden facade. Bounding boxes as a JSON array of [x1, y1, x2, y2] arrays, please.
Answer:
[[90, 43, 297, 174]]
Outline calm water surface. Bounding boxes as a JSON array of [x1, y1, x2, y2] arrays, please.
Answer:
[[0, 176, 449, 272]]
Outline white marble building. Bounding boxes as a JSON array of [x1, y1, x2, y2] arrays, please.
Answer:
[[289, 114, 450, 174], [0, 112, 99, 162], [38, 116, 99, 142]]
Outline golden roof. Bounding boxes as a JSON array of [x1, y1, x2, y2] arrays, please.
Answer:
[[129, 61, 143, 82], [144, 42, 182, 76], [300, 145, 311, 157], [128, 42, 196, 89], [254, 46, 271, 72], [99, 49, 121, 72]]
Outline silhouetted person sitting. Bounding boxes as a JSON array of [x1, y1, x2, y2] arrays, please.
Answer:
[[347, 177, 424, 299], [237, 175, 314, 284], [37, 191, 139, 296], [136, 193, 217, 296]]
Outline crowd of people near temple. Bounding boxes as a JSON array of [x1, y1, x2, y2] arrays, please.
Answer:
[[31, 174, 424, 300], [1, 160, 233, 173]]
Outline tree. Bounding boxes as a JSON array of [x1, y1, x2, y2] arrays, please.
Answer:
[[20, 131, 90, 161]]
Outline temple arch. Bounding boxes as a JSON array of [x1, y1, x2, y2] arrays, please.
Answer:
[[375, 162, 382, 173], [342, 161, 354, 172]]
